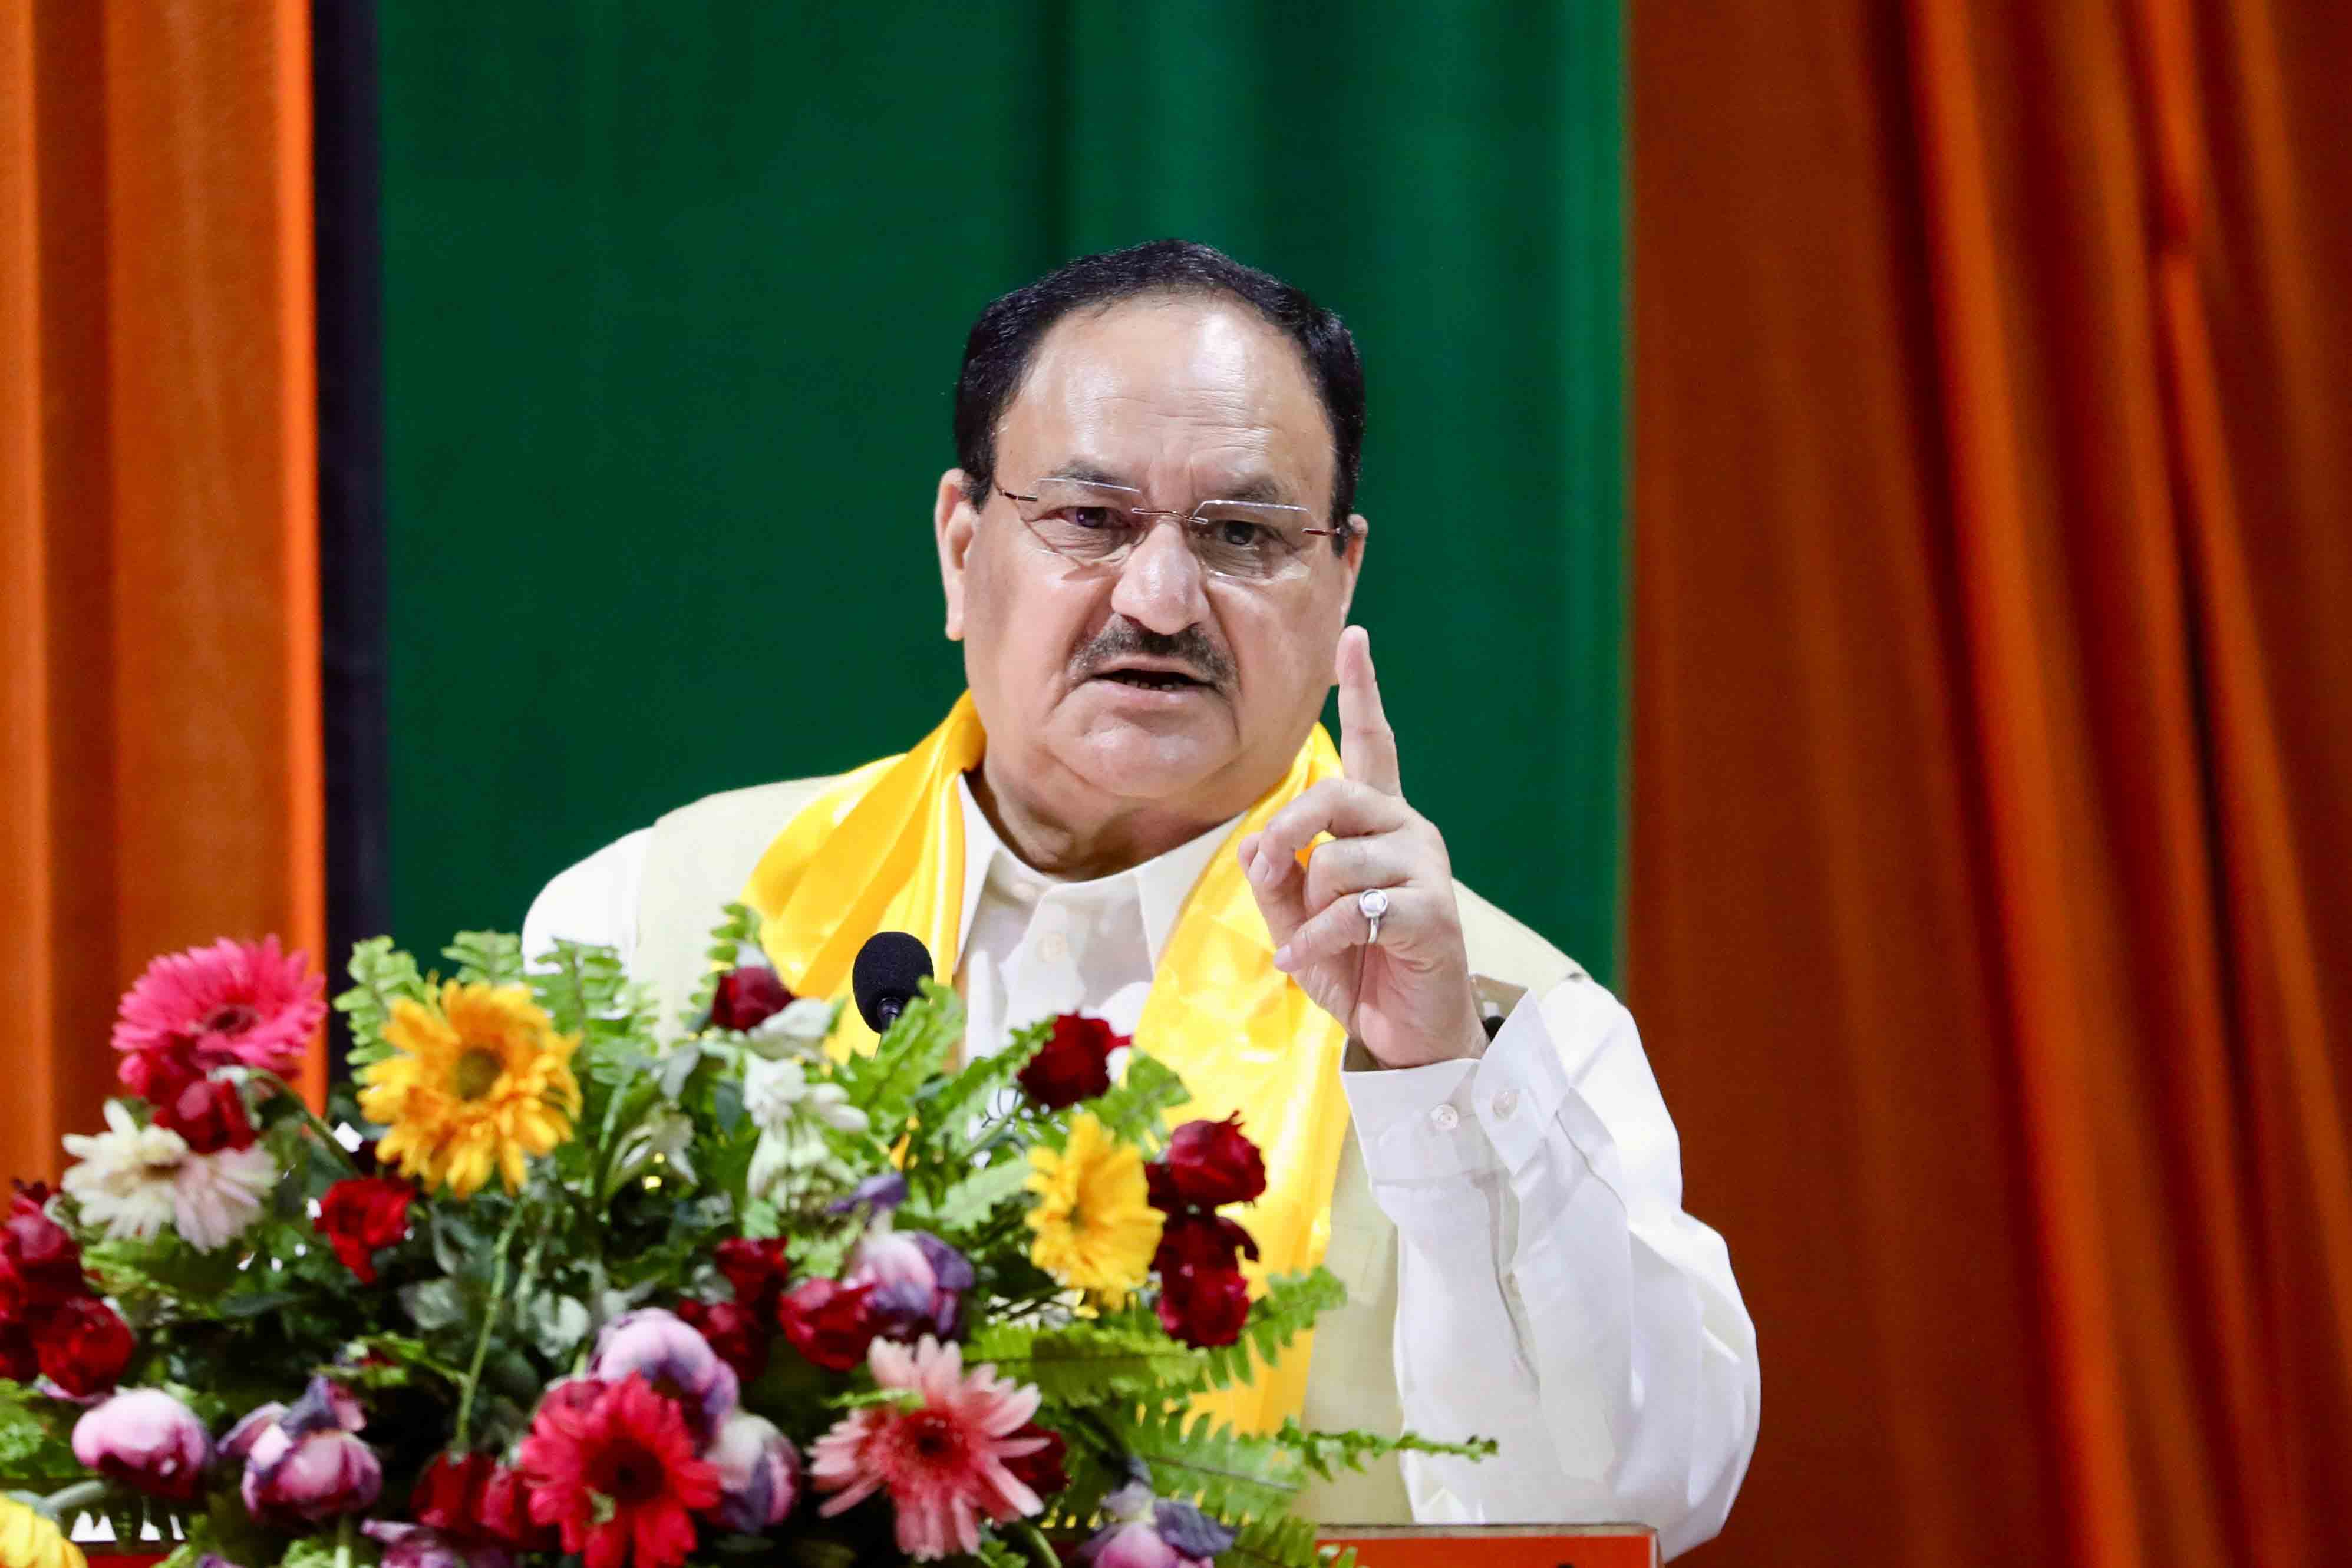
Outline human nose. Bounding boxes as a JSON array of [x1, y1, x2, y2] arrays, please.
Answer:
[[1108, 516, 1210, 635]]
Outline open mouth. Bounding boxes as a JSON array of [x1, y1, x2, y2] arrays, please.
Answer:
[[1093, 668, 1210, 692]]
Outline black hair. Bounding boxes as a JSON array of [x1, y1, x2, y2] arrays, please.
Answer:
[[953, 239, 1365, 529]]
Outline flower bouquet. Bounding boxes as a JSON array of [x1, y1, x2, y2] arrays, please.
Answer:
[[1, 912, 1487, 1568]]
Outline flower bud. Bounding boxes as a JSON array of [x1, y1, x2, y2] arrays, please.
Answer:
[[590, 1308, 738, 1437], [71, 1388, 213, 1501], [34, 1295, 134, 1398], [1, 1184, 84, 1315], [1154, 1116, 1266, 1209], [774, 1278, 879, 1374], [710, 968, 791, 1032], [314, 1175, 415, 1285], [703, 1410, 799, 1532], [846, 1228, 972, 1343], [151, 1078, 256, 1156], [1017, 1015, 1123, 1110], [239, 1378, 381, 1524], [675, 1298, 769, 1384]]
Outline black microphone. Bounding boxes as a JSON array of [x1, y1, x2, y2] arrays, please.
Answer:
[[851, 931, 933, 1034]]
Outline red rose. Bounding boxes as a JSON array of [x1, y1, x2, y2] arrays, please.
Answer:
[[0, 1316, 35, 1382], [413, 1450, 497, 1532], [710, 967, 792, 1032], [1156, 1264, 1252, 1349], [1156, 1116, 1266, 1209], [775, 1277, 878, 1373], [1152, 1211, 1258, 1279], [676, 1298, 769, 1383], [480, 1461, 559, 1550], [34, 1294, 134, 1396], [1002, 1422, 1068, 1500], [315, 1175, 416, 1284], [712, 1236, 792, 1314], [1017, 1014, 1124, 1110], [1, 1185, 84, 1316], [117, 1038, 204, 1107], [152, 1076, 256, 1155]]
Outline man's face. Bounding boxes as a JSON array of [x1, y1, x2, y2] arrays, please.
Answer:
[[936, 295, 1365, 822]]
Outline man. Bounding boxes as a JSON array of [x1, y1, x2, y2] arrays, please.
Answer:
[[523, 241, 1757, 1554]]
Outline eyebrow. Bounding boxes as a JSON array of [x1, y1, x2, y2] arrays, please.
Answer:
[[1043, 463, 1302, 508]]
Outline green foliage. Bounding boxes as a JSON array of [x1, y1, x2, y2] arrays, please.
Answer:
[[1084, 1052, 1190, 1148], [912, 1017, 1047, 1154], [829, 979, 962, 1137], [682, 903, 768, 1028], [530, 938, 644, 1039], [334, 937, 429, 1068], [965, 1321, 1207, 1404], [0, 1379, 81, 1488], [443, 930, 526, 987], [1096, 1408, 1306, 1521], [913, 1157, 1033, 1237], [1222, 1514, 1357, 1568], [1194, 1270, 1347, 1393], [282, 1528, 383, 1568], [1269, 1420, 1499, 1480]]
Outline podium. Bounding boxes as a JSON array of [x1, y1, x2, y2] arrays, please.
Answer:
[[90, 1527, 1660, 1567], [1324, 1524, 1659, 1567]]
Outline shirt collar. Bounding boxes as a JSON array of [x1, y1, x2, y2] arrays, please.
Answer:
[[952, 772, 1241, 966]]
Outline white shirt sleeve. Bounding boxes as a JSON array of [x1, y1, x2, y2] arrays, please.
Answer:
[[519, 828, 654, 971], [1340, 973, 1759, 1560]]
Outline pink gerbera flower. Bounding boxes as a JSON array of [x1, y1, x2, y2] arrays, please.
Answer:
[[810, 1336, 1046, 1562], [110, 936, 325, 1090]]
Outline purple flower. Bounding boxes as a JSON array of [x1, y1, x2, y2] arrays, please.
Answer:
[[825, 1172, 908, 1217], [239, 1377, 381, 1524], [1076, 1482, 1233, 1568], [704, 1410, 799, 1531], [71, 1388, 213, 1501], [846, 1227, 972, 1342], [589, 1307, 738, 1437], [362, 1522, 512, 1568]]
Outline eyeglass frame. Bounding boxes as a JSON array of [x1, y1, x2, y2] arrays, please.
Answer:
[[992, 478, 1358, 583]]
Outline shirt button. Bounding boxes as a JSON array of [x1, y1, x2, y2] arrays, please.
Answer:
[[1037, 932, 1070, 963], [1429, 1103, 1460, 1133], [1493, 1088, 1520, 1119]]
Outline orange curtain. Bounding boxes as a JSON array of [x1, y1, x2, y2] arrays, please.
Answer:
[[1, 0, 324, 1186], [1631, 2, 2352, 1564]]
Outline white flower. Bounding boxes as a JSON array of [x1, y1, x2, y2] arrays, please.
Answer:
[[743, 1057, 867, 1137], [745, 998, 837, 1061], [61, 1102, 187, 1242], [172, 1145, 275, 1250]]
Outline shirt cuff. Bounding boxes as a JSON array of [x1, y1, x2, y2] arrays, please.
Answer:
[[1338, 989, 1582, 1184], [1340, 1049, 1492, 1181]]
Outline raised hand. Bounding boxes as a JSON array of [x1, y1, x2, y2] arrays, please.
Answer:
[[1237, 626, 1486, 1068]]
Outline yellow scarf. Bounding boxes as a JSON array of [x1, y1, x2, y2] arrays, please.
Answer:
[[740, 694, 1350, 1432]]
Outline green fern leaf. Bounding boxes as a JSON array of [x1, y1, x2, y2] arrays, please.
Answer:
[[1102, 1407, 1305, 1520], [334, 938, 428, 1068], [443, 930, 525, 987], [1193, 1269, 1347, 1392], [830, 980, 962, 1133], [965, 1320, 1209, 1404], [682, 903, 767, 1027], [1085, 1052, 1190, 1147]]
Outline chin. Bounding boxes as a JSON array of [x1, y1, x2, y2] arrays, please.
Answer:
[[1061, 722, 1232, 804]]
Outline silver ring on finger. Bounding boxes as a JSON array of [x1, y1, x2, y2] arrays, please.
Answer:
[[1358, 886, 1393, 946]]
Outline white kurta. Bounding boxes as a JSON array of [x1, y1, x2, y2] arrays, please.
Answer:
[[521, 778, 1759, 1558]]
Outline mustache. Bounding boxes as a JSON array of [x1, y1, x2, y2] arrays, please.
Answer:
[[1071, 620, 1236, 689]]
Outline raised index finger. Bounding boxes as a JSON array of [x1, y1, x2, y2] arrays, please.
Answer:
[[1336, 625, 1401, 795]]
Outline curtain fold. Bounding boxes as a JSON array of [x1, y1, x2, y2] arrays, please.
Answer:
[[0, 0, 324, 1186], [1632, 2, 2352, 1564]]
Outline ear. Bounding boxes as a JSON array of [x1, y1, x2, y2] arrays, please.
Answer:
[[1334, 512, 1369, 619], [935, 469, 981, 641]]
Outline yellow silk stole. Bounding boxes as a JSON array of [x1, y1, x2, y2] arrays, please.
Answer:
[[739, 694, 1350, 1432]]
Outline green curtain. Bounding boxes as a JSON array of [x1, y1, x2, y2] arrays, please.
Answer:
[[380, 1, 1624, 983]]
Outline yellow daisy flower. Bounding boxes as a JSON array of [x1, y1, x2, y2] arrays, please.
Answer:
[[1024, 1112, 1165, 1306], [357, 981, 582, 1199], [0, 1497, 85, 1568]]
